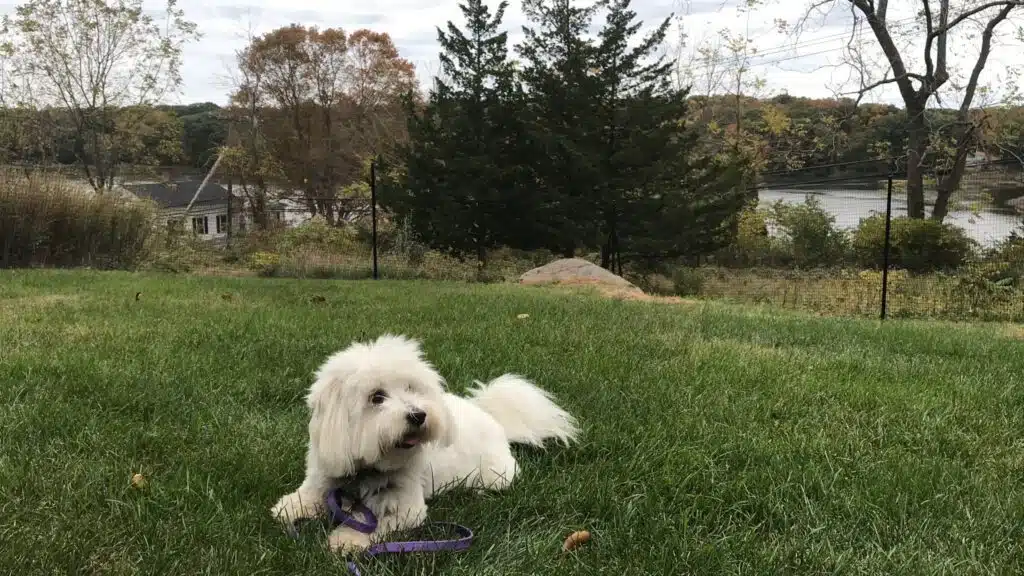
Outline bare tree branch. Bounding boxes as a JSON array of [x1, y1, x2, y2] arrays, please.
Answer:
[[960, 3, 1014, 114], [849, 0, 920, 104], [932, 0, 1023, 37]]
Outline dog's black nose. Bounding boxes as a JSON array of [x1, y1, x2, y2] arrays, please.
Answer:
[[406, 410, 427, 427]]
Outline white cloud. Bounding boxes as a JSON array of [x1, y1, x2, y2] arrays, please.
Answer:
[[5, 0, 1022, 107]]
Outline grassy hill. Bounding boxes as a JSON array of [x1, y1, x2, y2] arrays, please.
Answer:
[[2, 270, 1023, 574]]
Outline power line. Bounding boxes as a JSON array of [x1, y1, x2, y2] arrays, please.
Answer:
[[677, 15, 922, 80]]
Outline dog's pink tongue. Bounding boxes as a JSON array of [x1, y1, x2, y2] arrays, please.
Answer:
[[404, 436, 420, 445]]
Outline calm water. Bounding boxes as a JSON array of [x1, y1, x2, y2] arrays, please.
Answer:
[[760, 187, 1022, 247]]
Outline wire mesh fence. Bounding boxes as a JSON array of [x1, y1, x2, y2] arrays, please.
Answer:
[[4, 158, 1023, 323], [702, 160, 1024, 322]]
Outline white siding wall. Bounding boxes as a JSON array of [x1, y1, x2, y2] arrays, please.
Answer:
[[159, 197, 319, 241], [162, 203, 243, 240]]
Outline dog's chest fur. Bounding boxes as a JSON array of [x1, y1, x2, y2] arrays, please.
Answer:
[[332, 466, 394, 502]]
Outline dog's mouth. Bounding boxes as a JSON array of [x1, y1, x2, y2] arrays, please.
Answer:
[[396, 431, 423, 449]]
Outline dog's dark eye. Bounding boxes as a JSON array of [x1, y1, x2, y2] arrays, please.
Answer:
[[370, 390, 388, 405]]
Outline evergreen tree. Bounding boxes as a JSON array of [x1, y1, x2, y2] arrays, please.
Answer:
[[590, 0, 747, 270], [516, 0, 605, 257], [386, 0, 522, 264]]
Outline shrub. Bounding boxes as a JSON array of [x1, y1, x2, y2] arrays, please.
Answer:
[[979, 227, 1024, 286], [142, 229, 221, 273], [0, 170, 155, 269], [276, 215, 361, 256], [712, 201, 784, 267], [727, 200, 779, 265], [768, 196, 850, 268], [715, 197, 849, 268], [672, 267, 704, 296], [247, 251, 281, 277], [852, 215, 976, 272]]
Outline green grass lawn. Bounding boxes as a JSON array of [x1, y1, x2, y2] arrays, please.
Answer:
[[3, 270, 1024, 575]]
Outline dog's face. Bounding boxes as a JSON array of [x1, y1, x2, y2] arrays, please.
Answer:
[[305, 335, 454, 478]]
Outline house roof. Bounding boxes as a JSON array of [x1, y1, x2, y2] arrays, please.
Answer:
[[126, 180, 232, 208]]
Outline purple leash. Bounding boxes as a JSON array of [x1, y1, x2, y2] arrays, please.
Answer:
[[325, 488, 474, 576]]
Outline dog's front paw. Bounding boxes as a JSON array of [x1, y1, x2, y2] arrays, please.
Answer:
[[328, 526, 373, 554], [271, 490, 322, 525]]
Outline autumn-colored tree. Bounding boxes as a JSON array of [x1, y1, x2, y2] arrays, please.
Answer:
[[229, 24, 416, 224], [1, 0, 200, 191], [344, 30, 418, 162], [223, 32, 280, 230]]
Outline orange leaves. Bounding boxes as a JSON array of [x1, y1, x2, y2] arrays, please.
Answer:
[[226, 23, 417, 206]]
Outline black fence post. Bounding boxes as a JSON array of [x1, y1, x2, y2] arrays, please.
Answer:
[[226, 178, 233, 248], [880, 159, 895, 321], [370, 158, 379, 280]]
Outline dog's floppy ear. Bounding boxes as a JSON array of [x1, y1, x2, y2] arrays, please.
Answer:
[[306, 381, 358, 479]]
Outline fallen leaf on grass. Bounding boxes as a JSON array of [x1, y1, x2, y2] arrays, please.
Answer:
[[562, 530, 591, 552]]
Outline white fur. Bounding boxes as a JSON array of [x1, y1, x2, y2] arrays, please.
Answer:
[[270, 334, 580, 553]]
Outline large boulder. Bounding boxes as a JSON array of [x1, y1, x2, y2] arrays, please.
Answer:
[[518, 258, 642, 293]]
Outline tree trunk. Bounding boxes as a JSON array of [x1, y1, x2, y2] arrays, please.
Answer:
[[476, 241, 487, 267], [252, 177, 269, 229], [905, 110, 928, 219], [931, 126, 975, 222], [600, 208, 617, 270], [931, 186, 952, 221]]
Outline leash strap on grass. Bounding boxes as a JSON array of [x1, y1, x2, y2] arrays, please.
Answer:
[[326, 488, 474, 576]]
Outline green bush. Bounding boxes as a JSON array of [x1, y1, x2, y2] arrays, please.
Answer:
[[276, 215, 360, 255], [980, 231, 1024, 286], [247, 251, 282, 277], [713, 200, 789, 267], [715, 197, 849, 268], [672, 267, 704, 296], [0, 170, 156, 269], [768, 196, 850, 268], [852, 215, 976, 272], [142, 229, 221, 273]]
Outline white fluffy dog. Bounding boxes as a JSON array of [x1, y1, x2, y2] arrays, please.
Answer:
[[270, 334, 580, 552]]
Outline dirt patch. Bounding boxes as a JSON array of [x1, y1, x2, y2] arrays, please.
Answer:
[[190, 265, 255, 277], [0, 293, 80, 321], [8, 294, 79, 306], [1002, 324, 1024, 340], [0, 293, 79, 310]]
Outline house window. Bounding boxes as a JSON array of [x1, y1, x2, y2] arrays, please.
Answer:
[[216, 214, 228, 234], [192, 216, 209, 235]]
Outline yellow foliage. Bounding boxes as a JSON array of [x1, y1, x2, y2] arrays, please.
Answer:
[[760, 104, 791, 136], [857, 269, 908, 289], [247, 251, 281, 275]]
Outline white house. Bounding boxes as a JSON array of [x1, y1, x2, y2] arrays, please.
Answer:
[[125, 180, 246, 242], [125, 180, 348, 241]]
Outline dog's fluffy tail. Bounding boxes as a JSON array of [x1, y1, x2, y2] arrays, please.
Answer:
[[468, 374, 580, 447]]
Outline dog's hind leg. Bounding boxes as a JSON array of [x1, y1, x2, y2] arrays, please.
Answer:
[[474, 447, 519, 492]]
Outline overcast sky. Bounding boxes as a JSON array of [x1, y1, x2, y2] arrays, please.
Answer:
[[28, 0, 1024, 108]]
